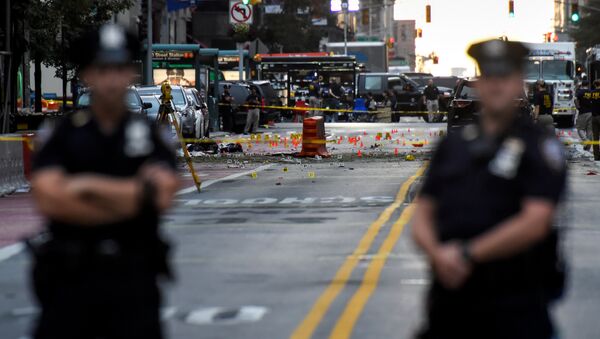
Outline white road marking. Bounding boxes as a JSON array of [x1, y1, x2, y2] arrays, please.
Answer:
[[0, 242, 24, 263], [173, 196, 395, 206], [176, 164, 274, 195], [184, 306, 269, 325]]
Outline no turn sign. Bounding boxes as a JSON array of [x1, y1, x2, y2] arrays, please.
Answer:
[[229, 0, 253, 25]]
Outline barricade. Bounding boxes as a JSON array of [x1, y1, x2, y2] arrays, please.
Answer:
[[297, 116, 329, 157], [0, 134, 30, 196]]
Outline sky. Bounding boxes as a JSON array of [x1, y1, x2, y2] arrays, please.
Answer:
[[393, 0, 556, 76]]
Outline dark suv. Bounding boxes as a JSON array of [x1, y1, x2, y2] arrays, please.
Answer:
[[447, 79, 480, 131], [448, 79, 532, 132]]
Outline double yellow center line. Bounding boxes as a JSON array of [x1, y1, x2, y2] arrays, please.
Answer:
[[290, 164, 427, 339]]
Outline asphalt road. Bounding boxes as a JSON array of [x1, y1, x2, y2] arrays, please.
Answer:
[[0, 121, 600, 338]]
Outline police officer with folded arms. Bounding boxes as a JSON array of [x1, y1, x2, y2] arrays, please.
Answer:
[[28, 24, 179, 339], [413, 39, 567, 339]]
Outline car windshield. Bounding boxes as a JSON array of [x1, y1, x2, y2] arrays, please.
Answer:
[[77, 90, 139, 108], [137, 87, 186, 107], [457, 83, 479, 99], [432, 77, 458, 89], [125, 91, 140, 108], [542, 60, 572, 80], [409, 76, 432, 86], [77, 92, 91, 107], [258, 84, 276, 100], [525, 60, 541, 79]]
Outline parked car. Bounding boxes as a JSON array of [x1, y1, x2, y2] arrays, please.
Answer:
[[184, 87, 210, 138], [77, 87, 151, 117], [447, 79, 480, 131], [135, 85, 197, 138], [139, 95, 161, 122]]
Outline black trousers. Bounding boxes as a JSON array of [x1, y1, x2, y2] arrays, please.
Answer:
[[592, 115, 600, 160], [220, 107, 234, 132], [32, 260, 163, 339], [416, 286, 554, 339]]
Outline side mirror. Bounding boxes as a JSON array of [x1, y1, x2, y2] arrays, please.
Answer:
[[566, 62, 573, 77], [143, 102, 153, 109]]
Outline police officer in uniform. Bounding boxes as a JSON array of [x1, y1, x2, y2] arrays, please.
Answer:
[[220, 85, 234, 132], [575, 81, 593, 151], [413, 39, 567, 339], [589, 80, 600, 162], [533, 80, 554, 131], [29, 24, 179, 339]]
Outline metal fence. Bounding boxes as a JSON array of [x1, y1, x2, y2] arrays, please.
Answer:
[[0, 135, 28, 196]]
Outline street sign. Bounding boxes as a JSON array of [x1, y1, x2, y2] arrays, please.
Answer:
[[229, 0, 253, 25]]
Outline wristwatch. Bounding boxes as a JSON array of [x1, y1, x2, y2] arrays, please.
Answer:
[[461, 242, 475, 264]]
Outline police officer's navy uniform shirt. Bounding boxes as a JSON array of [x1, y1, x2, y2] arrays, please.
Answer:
[[420, 114, 566, 296], [423, 85, 440, 101], [577, 88, 592, 114], [534, 89, 554, 115], [32, 110, 177, 243], [590, 88, 600, 116]]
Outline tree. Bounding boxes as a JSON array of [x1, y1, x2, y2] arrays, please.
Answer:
[[569, 0, 600, 61], [257, 0, 335, 52], [11, 0, 133, 111]]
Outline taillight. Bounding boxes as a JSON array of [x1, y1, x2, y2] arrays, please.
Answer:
[[454, 100, 472, 108]]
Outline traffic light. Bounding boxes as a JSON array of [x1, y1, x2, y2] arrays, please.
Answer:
[[508, 0, 515, 17], [386, 37, 395, 49], [416, 28, 423, 38], [571, 2, 580, 22], [544, 32, 552, 42], [425, 5, 431, 23], [362, 9, 369, 25], [432, 55, 439, 64]]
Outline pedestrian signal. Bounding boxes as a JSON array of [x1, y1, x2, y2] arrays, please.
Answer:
[[508, 0, 515, 17]]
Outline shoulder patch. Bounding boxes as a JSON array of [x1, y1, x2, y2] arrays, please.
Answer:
[[71, 110, 92, 127], [540, 137, 565, 172], [461, 124, 479, 141]]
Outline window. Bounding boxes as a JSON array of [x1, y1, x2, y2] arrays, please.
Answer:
[[364, 76, 383, 91]]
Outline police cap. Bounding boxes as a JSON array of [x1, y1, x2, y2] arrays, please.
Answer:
[[71, 24, 140, 69], [467, 39, 529, 77]]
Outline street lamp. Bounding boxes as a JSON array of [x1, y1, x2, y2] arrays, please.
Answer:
[[331, 0, 359, 55]]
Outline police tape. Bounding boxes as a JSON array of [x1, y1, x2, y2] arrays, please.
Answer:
[[2, 134, 600, 146], [218, 103, 448, 115]]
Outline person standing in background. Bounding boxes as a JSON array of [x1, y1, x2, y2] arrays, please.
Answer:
[[423, 79, 440, 122], [575, 81, 593, 151]]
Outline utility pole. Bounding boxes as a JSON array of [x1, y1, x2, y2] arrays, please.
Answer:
[[342, 0, 349, 55], [238, 43, 244, 80], [146, 0, 153, 85]]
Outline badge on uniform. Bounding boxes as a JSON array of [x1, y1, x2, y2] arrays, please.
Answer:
[[488, 137, 525, 179], [541, 137, 565, 172], [124, 120, 154, 157]]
